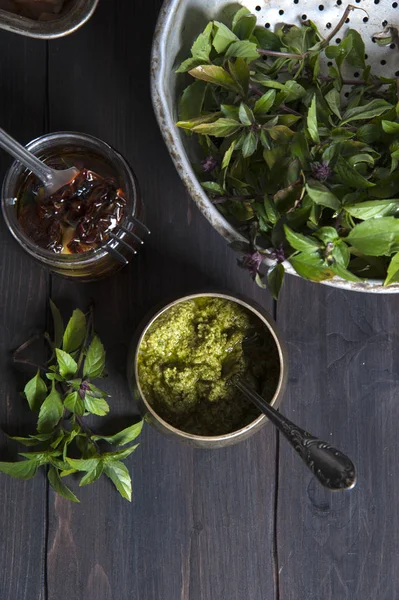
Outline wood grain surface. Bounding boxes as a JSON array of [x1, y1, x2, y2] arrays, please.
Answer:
[[0, 30, 48, 600], [276, 279, 399, 600], [0, 1, 398, 600]]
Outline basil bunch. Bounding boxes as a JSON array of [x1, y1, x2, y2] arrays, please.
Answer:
[[0, 301, 142, 502], [176, 6, 399, 296]]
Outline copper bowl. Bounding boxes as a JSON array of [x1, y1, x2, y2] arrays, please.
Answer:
[[127, 292, 288, 448]]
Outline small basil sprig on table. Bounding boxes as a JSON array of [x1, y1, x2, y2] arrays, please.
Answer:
[[0, 301, 142, 503], [176, 5, 399, 295]]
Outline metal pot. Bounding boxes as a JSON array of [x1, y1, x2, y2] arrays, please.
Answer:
[[127, 292, 288, 448], [0, 0, 99, 39], [151, 0, 399, 294]]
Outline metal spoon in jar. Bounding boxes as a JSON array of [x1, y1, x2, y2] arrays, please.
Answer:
[[235, 380, 357, 491], [0, 127, 79, 196]]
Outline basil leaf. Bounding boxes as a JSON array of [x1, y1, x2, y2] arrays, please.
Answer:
[[335, 157, 375, 189], [104, 461, 132, 502], [192, 118, 242, 137], [175, 57, 204, 74], [66, 457, 101, 471], [201, 181, 225, 195], [382, 120, 399, 134], [37, 383, 63, 433], [331, 262, 362, 282], [64, 391, 85, 416], [372, 173, 399, 198], [84, 393, 110, 416], [191, 22, 213, 62], [212, 21, 238, 53], [284, 225, 321, 252], [238, 103, 254, 125], [229, 57, 249, 95], [0, 459, 38, 480], [178, 81, 207, 121], [221, 140, 236, 170], [314, 226, 339, 244], [254, 90, 276, 116], [176, 113, 220, 131], [305, 182, 340, 210], [307, 94, 319, 143], [290, 253, 335, 281], [8, 436, 42, 447], [324, 88, 342, 119], [356, 123, 381, 144], [79, 462, 104, 487], [48, 466, 79, 503], [348, 154, 374, 168], [49, 299, 64, 350], [56, 348, 78, 379], [346, 217, 399, 255], [267, 263, 285, 300], [345, 29, 366, 68], [232, 12, 256, 40], [62, 309, 86, 354], [24, 369, 47, 412], [340, 99, 392, 125], [84, 335, 106, 379], [225, 40, 259, 61], [253, 27, 280, 50], [189, 65, 239, 92], [384, 252, 399, 285], [232, 6, 251, 30], [103, 445, 139, 462], [344, 200, 399, 219], [92, 421, 143, 446], [242, 131, 258, 158]]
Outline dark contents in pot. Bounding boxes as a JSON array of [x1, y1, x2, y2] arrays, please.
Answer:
[[137, 297, 281, 436], [17, 152, 126, 255], [0, 0, 73, 21]]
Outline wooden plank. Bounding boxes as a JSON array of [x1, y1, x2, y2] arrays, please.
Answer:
[[46, 2, 278, 599], [0, 31, 48, 600], [276, 276, 399, 600]]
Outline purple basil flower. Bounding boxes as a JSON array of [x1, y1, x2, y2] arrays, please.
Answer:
[[79, 380, 90, 400], [311, 161, 331, 182], [270, 245, 286, 263], [201, 155, 218, 173], [237, 251, 263, 280]]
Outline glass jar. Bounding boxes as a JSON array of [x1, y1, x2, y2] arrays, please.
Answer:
[[1, 131, 145, 281]]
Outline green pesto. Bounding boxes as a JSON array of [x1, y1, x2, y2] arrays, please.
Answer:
[[137, 297, 280, 436]]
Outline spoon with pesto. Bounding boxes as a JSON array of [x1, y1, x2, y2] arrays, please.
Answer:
[[235, 380, 356, 491]]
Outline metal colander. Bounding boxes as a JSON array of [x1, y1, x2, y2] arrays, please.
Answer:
[[151, 0, 399, 293]]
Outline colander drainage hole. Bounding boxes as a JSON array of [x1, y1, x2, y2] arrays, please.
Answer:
[[265, 22, 270, 28], [319, 4, 324, 10], [255, 5, 261, 10]]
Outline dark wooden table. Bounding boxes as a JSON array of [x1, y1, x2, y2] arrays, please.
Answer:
[[0, 2, 398, 599]]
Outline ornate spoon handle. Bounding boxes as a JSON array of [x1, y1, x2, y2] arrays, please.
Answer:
[[235, 381, 356, 491]]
